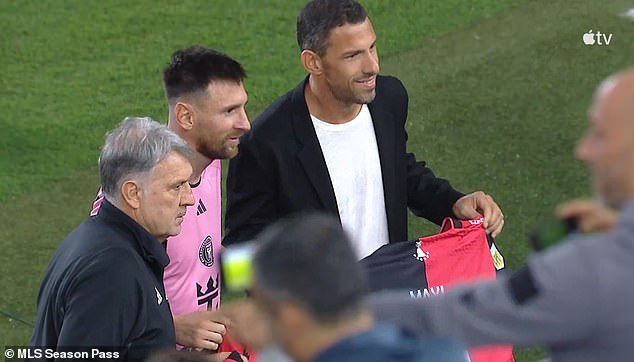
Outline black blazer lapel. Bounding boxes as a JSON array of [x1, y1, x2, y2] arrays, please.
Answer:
[[368, 87, 398, 241], [289, 78, 340, 217]]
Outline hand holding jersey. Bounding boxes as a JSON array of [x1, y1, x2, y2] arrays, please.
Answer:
[[452, 191, 504, 237], [174, 310, 231, 351]]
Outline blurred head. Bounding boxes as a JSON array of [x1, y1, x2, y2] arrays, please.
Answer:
[[99, 116, 195, 241], [163, 45, 250, 160], [250, 213, 369, 361], [576, 69, 634, 210], [298, 0, 379, 105]]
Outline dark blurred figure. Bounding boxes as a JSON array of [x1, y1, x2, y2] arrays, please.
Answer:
[[225, 213, 469, 362]]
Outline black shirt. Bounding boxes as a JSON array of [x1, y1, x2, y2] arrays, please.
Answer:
[[29, 199, 175, 361]]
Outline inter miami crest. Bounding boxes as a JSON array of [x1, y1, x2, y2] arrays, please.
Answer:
[[199, 235, 214, 267]]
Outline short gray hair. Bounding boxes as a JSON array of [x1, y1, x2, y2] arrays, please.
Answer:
[[99, 116, 193, 201]]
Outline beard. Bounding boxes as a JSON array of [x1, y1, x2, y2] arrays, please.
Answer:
[[197, 139, 236, 161], [326, 77, 376, 105]]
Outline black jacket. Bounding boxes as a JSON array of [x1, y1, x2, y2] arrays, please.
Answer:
[[224, 75, 463, 244], [29, 199, 175, 361]]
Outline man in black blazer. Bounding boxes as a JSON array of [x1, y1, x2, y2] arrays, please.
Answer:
[[224, 0, 504, 258]]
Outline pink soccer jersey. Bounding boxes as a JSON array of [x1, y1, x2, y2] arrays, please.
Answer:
[[163, 160, 223, 315], [90, 160, 223, 316]]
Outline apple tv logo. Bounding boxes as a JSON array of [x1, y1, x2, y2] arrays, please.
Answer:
[[582, 30, 613, 46]]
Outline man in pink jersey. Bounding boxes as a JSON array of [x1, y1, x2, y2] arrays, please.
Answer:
[[92, 46, 250, 354]]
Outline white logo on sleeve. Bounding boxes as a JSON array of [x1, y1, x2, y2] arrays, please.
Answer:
[[155, 287, 163, 305]]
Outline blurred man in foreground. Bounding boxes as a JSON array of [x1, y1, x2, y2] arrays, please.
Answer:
[[225, 214, 469, 362], [369, 68, 634, 361]]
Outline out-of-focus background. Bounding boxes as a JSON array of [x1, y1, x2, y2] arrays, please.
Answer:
[[1, 1, 632, 360]]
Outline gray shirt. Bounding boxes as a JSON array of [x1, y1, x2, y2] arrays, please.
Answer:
[[368, 199, 634, 362]]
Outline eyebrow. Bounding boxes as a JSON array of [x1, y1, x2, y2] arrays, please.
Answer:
[[341, 40, 377, 58], [222, 100, 248, 112], [170, 179, 189, 188]]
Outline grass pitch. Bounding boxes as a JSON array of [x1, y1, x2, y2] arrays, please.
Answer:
[[2, 1, 633, 360]]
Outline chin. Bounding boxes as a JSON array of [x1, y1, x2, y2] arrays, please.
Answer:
[[224, 148, 239, 159], [169, 226, 182, 237], [355, 92, 376, 104]]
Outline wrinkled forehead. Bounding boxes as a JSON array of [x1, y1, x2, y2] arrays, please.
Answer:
[[151, 151, 193, 180]]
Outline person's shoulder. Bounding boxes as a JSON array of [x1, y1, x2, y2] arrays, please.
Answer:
[[252, 84, 299, 129], [51, 236, 142, 295], [72, 218, 133, 249], [244, 82, 304, 145], [377, 75, 406, 93], [385, 324, 469, 362], [60, 218, 143, 267]]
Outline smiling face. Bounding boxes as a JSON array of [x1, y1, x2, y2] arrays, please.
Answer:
[[316, 18, 379, 106], [191, 80, 250, 160], [135, 152, 195, 241], [576, 73, 634, 210]]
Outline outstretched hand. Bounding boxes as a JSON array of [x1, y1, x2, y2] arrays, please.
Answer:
[[452, 191, 504, 237], [222, 300, 273, 351], [556, 199, 618, 233]]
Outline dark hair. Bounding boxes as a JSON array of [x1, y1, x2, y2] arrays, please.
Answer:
[[253, 213, 368, 324], [296, 0, 368, 55], [162, 45, 246, 101]]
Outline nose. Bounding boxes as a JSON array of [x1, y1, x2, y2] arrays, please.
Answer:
[[364, 51, 380, 75], [181, 183, 195, 206], [575, 133, 592, 162], [235, 108, 251, 133]]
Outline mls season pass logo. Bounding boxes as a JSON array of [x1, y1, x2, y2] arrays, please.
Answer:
[[582, 30, 613, 46]]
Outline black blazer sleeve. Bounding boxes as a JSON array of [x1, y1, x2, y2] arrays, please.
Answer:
[[405, 149, 464, 225]]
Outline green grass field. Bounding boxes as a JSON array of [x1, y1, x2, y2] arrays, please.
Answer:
[[2, 0, 633, 360]]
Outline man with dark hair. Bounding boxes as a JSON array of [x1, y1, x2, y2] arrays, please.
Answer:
[[90, 46, 250, 353], [30, 117, 195, 361], [161, 45, 250, 353], [227, 213, 469, 362], [368, 68, 634, 361], [224, 0, 504, 259]]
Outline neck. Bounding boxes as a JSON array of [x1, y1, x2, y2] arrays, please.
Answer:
[[305, 76, 362, 124], [189, 152, 212, 185], [109, 197, 167, 243], [167, 118, 212, 184], [297, 310, 374, 362]]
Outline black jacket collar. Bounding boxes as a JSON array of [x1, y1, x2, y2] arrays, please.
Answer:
[[288, 75, 397, 224], [97, 199, 170, 271]]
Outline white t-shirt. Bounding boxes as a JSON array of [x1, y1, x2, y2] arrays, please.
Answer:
[[311, 105, 389, 259]]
